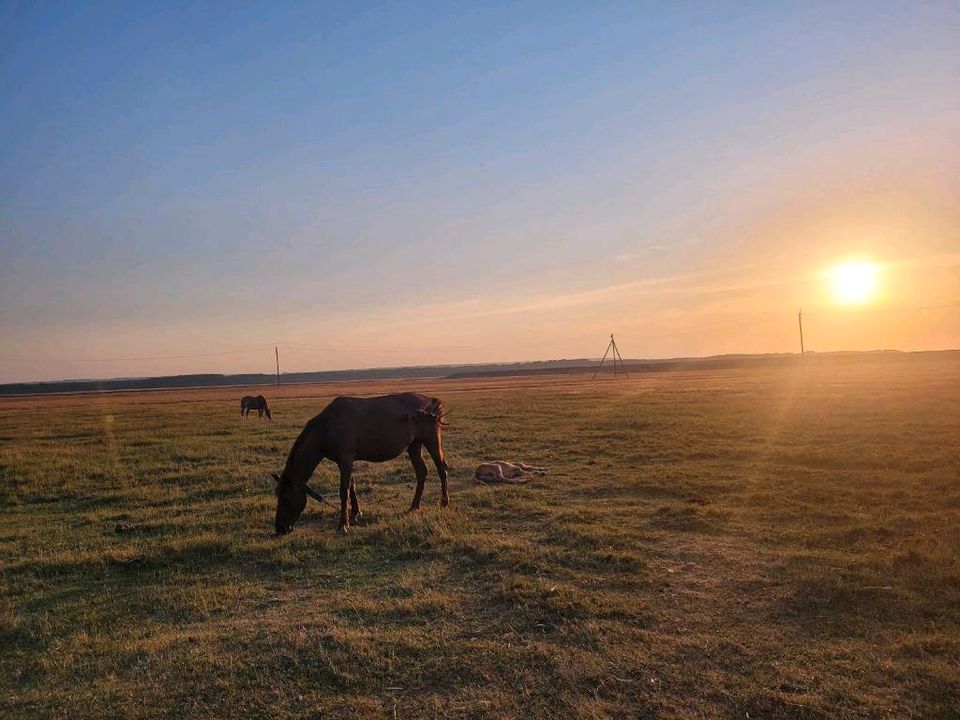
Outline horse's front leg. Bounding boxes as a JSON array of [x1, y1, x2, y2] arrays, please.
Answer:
[[425, 440, 449, 507], [337, 460, 353, 533], [407, 442, 428, 511], [349, 478, 362, 524]]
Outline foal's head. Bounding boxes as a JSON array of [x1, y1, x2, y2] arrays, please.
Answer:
[[272, 472, 306, 535]]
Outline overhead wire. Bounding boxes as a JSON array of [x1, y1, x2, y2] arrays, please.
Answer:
[[0, 303, 955, 365]]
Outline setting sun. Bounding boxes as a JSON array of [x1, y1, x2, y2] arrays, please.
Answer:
[[830, 261, 879, 304]]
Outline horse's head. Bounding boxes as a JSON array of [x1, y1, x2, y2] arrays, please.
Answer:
[[264, 406, 272, 420], [272, 472, 306, 535]]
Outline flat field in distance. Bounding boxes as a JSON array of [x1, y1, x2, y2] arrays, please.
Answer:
[[2, 355, 958, 719]]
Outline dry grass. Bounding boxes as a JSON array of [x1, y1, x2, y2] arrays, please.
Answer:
[[1, 356, 959, 718]]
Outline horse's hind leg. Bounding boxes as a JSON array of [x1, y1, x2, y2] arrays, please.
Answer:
[[425, 439, 449, 507], [407, 442, 428, 511], [337, 460, 353, 533], [349, 478, 362, 523]]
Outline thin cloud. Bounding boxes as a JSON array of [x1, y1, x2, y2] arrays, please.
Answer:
[[380, 250, 960, 330], [381, 267, 745, 329], [616, 237, 703, 263], [882, 252, 960, 270], [616, 246, 665, 262]]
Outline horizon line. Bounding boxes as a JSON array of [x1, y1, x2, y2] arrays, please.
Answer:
[[3, 347, 958, 391]]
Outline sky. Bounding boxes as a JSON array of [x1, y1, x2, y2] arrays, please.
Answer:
[[1, 1, 958, 383]]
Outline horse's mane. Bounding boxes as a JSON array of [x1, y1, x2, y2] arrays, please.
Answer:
[[281, 413, 325, 478]]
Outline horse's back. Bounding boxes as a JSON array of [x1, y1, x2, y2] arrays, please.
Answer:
[[323, 392, 438, 416], [319, 393, 443, 461]]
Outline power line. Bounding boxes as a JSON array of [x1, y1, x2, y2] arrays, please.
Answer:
[[0, 340, 558, 364], [1, 302, 955, 366], [282, 340, 560, 353], [801, 302, 960, 318], [0, 346, 276, 363]]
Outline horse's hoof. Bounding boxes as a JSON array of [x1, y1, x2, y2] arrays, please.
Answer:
[[338, 524, 349, 534], [408, 505, 421, 513], [440, 498, 450, 508], [350, 512, 363, 524]]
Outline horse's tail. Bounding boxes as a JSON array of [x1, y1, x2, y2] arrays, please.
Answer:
[[427, 399, 448, 424]]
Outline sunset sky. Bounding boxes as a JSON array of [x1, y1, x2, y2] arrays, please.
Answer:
[[2, 2, 958, 382]]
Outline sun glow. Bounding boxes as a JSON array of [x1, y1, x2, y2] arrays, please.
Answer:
[[830, 261, 879, 304]]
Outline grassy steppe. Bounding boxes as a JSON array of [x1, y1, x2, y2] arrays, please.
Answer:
[[2, 357, 959, 718]]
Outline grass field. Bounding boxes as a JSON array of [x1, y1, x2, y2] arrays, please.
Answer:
[[2, 356, 959, 719]]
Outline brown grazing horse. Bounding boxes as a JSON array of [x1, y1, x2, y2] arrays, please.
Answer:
[[241, 395, 272, 419], [272, 392, 448, 535]]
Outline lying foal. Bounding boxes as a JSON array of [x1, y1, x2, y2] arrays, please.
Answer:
[[474, 461, 547, 484]]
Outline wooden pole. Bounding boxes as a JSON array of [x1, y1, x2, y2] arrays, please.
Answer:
[[592, 336, 614, 380], [798, 309, 805, 356], [612, 336, 629, 377], [275, 346, 280, 388]]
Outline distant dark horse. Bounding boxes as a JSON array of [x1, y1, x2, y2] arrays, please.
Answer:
[[273, 393, 448, 534], [241, 395, 272, 420]]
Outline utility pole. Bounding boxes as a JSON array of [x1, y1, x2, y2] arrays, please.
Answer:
[[614, 335, 628, 376], [797, 309, 805, 356], [592, 333, 630, 379], [275, 346, 280, 388], [612, 334, 619, 377]]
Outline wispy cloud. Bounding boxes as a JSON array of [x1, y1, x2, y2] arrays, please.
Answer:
[[378, 249, 960, 331], [615, 246, 666, 262], [882, 252, 960, 270], [381, 266, 763, 329], [615, 237, 703, 263]]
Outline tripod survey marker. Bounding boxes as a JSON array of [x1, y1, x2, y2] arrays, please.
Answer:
[[592, 334, 629, 379]]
